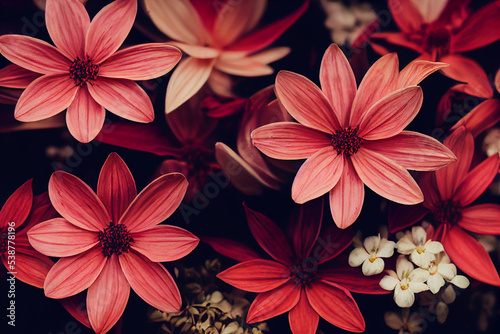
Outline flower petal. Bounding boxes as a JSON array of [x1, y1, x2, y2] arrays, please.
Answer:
[[377, 239, 396, 258], [214, 55, 275, 77], [87, 254, 130, 334], [348, 248, 369, 267], [0, 35, 71, 74], [276, 70, 340, 134], [246, 282, 301, 323], [131, 225, 198, 262], [362, 257, 385, 276], [288, 198, 323, 260], [168, 42, 219, 59], [85, 0, 137, 64], [437, 263, 456, 281], [202, 236, 261, 262], [2, 246, 53, 289], [319, 44, 357, 127], [119, 173, 187, 233], [451, 99, 500, 138], [450, 275, 470, 289], [44, 247, 107, 299], [388, 0, 423, 33], [357, 86, 423, 140], [389, 202, 429, 233], [397, 60, 448, 89], [0, 179, 32, 229], [244, 204, 294, 265], [320, 267, 390, 294], [15, 75, 78, 122], [307, 281, 365, 332], [46, 0, 89, 59], [442, 226, 500, 286], [396, 236, 417, 255], [394, 286, 415, 307], [454, 154, 500, 207], [87, 77, 154, 123], [379, 273, 399, 291], [459, 204, 500, 234], [0, 64, 42, 89], [217, 259, 289, 293], [352, 147, 423, 204], [28, 218, 99, 257], [289, 289, 319, 334], [435, 127, 474, 199], [119, 251, 182, 312], [164, 57, 216, 113], [66, 85, 105, 143], [427, 273, 445, 294], [99, 43, 181, 80], [409, 268, 430, 284], [316, 225, 355, 264], [251, 122, 331, 160], [329, 160, 365, 229], [49, 171, 109, 231], [350, 53, 399, 126]]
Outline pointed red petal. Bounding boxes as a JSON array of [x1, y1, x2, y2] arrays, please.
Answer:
[[397, 60, 448, 89], [442, 226, 500, 286], [0, 65, 41, 89], [59, 293, 91, 328], [44, 247, 107, 299], [2, 246, 53, 289], [276, 70, 340, 134], [119, 173, 187, 233], [49, 171, 109, 232], [246, 282, 301, 323], [66, 85, 105, 143], [119, 251, 182, 312], [244, 204, 294, 265], [217, 259, 289, 293], [97, 153, 137, 223], [388, 0, 423, 33], [306, 281, 365, 332], [319, 267, 389, 295], [388, 203, 429, 233], [315, 226, 355, 265], [85, 0, 137, 64], [46, 0, 89, 59], [18, 192, 58, 235], [288, 198, 323, 259], [0, 179, 32, 229], [370, 32, 424, 54], [459, 204, 500, 235], [289, 289, 319, 334], [87, 255, 130, 334], [454, 154, 500, 206], [202, 236, 261, 262], [451, 99, 500, 137]]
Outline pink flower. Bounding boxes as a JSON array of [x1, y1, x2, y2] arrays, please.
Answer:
[[251, 43, 456, 229], [0, 180, 56, 288], [0, 0, 182, 143], [142, 0, 308, 113], [390, 127, 500, 286], [28, 153, 199, 333]]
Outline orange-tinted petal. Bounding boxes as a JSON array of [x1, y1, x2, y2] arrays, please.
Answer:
[[397, 60, 448, 89], [15, 75, 78, 122], [247, 282, 301, 323], [319, 44, 357, 127], [99, 43, 181, 80], [459, 204, 500, 235], [44, 247, 107, 299], [66, 85, 105, 143], [85, 0, 137, 64], [119, 251, 182, 312], [352, 148, 423, 205], [0, 179, 32, 229], [49, 171, 109, 232], [167, 42, 219, 58], [289, 289, 319, 334], [119, 173, 187, 233], [87, 77, 154, 123], [46, 0, 89, 60], [451, 99, 500, 137], [292, 147, 344, 204], [0, 64, 41, 89], [87, 254, 130, 334], [276, 70, 340, 133], [28, 218, 99, 257]]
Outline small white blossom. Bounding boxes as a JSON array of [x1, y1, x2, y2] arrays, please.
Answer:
[[349, 234, 395, 276], [380, 256, 430, 308], [396, 226, 444, 268], [426, 252, 470, 294]]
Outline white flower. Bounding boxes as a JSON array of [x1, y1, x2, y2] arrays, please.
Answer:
[[384, 308, 425, 334], [349, 234, 395, 276], [396, 226, 444, 268], [380, 256, 430, 308], [426, 252, 470, 294]]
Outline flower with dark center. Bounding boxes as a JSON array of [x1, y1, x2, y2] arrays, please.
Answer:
[[433, 200, 461, 228]]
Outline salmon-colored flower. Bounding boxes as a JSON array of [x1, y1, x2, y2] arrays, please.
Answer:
[[28, 153, 199, 334], [371, 0, 500, 98], [142, 0, 308, 113], [389, 127, 500, 286], [213, 200, 388, 334], [0, 0, 182, 143], [251, 43, 456, 229], [0, 180, 56, 288]]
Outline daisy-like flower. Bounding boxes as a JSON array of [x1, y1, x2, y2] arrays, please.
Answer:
[[0, 180, 56, 288], [349, 234, 395, 276], [0, 0, 182, 143], [251, 43, 456, 228], [425, 252, 470, 294], [390, 127, 500, 286], [142, 0, 308, 113], [396, 226, 444, 268], [380, 256, 429, 308], [28, 153, 199, 334]]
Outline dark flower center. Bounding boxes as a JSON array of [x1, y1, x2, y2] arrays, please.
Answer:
[[69, 56, 99, 87], [98, 222, 133, 257], [424, 27, 451, 56], [331, 127, 363, 156], [0, 228, 7, 253], [433, 200, 461, 227], [290, 260, 318, 285]]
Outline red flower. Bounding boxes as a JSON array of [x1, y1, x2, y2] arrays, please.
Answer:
[[28, 153, 199, 333], [0, 180, 56, 288], [211, 199, 387, 333], [390, 127, 500, 286]]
